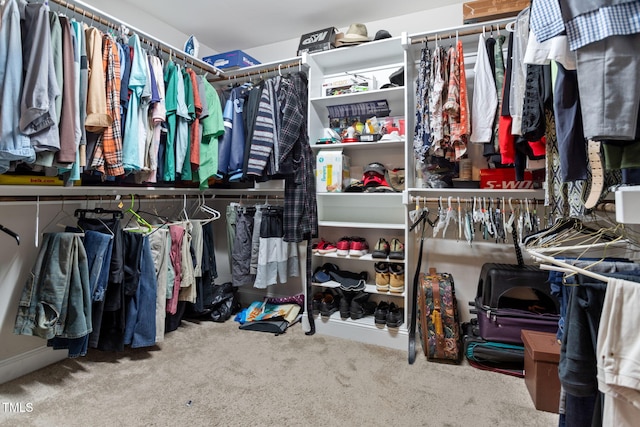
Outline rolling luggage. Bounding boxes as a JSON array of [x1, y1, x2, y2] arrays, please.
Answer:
[[417, 268, 462, 363], [473, 263, 560, 344]]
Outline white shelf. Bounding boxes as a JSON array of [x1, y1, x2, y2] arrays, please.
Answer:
[[0, 185, 285, 198], [312, 311, 408, 351], [311, 139, 404, 151], [309, 85, 405, 108], [318, 220, 405, 230], [312, 279, 406, 298], [313, 252, 404, 263], [307, 37, 404, 74]]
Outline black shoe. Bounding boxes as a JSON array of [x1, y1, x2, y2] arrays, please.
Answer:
[[312, 292, 324, 315], [320, 292, 339, 317], [374, 301, 390, 325], [386, 302, 404, 327], [338, 289, 355, 319], [350, 291, 376, 319]]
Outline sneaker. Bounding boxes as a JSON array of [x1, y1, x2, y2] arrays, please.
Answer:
[[389, 263, 405, 293], [374, 301, 390, 325], [374, 262, 390, 292], [388, 238, 404, 260], [314, 238, 337, 254], [386, 302, 404, 327], [349, 237, 369, 256], [336, 236, 351, 256], [371, 238, 390, 259]]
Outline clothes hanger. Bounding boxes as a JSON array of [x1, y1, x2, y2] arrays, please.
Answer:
[[42, 198, 77, 233], [0, 224, 20, 245], [123, 195, 153, 233], [527, 249, 610, 284]]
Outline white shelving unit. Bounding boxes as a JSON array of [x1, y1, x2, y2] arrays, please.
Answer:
[[304, 35, 411, 350]]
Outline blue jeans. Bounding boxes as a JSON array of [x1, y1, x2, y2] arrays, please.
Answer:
[[48, 230, 112, 357], [14, 233, 91, 340], [123, 235, 157, 348]]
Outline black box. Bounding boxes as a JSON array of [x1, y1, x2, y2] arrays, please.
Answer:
[[297, 27, 338, 55]]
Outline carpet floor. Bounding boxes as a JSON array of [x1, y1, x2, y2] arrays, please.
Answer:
[[0, 318, 559, 426]]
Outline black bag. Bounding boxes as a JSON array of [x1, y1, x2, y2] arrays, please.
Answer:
[[462, 320, 524, 377]]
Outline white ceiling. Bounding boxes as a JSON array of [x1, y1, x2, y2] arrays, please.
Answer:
[[100, 0, 467, 53]]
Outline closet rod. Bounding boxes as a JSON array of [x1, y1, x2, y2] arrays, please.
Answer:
[[409, 17, 515, 45], [408, 195, 546, 205], [0, 192, 284, 203], [408, 196, 616, 213], [48, 0, 223, 77]]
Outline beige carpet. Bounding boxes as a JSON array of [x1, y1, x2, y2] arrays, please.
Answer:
[[0, 318, 558, 427]]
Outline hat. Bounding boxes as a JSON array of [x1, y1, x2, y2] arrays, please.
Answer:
[[374, 30, 392, 40], [363, 162, 391, 189], [340, 23, 370, 45]]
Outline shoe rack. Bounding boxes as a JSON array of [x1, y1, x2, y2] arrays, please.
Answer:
[[303, 35, 411, 350]]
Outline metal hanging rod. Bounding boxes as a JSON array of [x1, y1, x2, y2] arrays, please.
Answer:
[[409, 17, 515, 45], [47, 0, 223, 76]]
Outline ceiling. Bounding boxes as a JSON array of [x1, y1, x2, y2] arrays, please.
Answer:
[[107, 0, 467, 53]]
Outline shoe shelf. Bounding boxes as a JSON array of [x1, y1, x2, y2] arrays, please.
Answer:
[[311, 280, 405, 298], [311, 311, 407, 351], [313, 252, 404, 263]]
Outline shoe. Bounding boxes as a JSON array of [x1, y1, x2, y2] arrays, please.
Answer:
[[374, 301, 390, 325], [314, 238, 337, 254], [337, 289, 355, 319], [388, 238, 404, 260], [374, 262, 390, 292], [312, 292, 324, 314], [320, 292, 339, 317], [371, 238, 390, 259], [349, 237, 369, 256], [336, 236, 351, 256], [312, 263, 339, 283], [350, 292, 376, 319], [386, 302, 404, 327], [389, 263, 405, 293]]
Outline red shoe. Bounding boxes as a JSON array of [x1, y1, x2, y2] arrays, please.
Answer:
[[336, 236, 351, 256], [313, 238, 337, 254], [349, 237, 369, 257]]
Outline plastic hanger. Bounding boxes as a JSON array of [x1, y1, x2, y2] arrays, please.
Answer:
[[0, 223, 19, 245], [124, 195, 153, 233]]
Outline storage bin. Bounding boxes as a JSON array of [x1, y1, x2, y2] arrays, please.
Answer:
[[521, 330, 561, 414]]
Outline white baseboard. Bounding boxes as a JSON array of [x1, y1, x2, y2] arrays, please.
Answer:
[[0, 346, 66, 385]]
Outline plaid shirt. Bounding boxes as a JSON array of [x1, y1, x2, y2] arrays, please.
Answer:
[[566, 1, 640, 50], [531, 0, 640, 50], [279, 72, 318, 243], [91, 34, 124, 176]]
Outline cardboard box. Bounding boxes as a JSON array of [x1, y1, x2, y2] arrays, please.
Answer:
[[479, 168, 545, 190], [0, 174, 65, 186], [522, 330, 561, 414], [202, 50, 260, 70], [316, 149, 350, 193], [463, 0, 529, 24], [297, 27, 338, 56]]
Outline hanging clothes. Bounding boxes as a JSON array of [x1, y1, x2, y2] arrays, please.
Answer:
[[470, 33, 497, 144], [0, 0, 34, 173]]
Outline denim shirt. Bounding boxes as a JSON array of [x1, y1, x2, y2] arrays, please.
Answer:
[[0, 0, 35, 173]]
